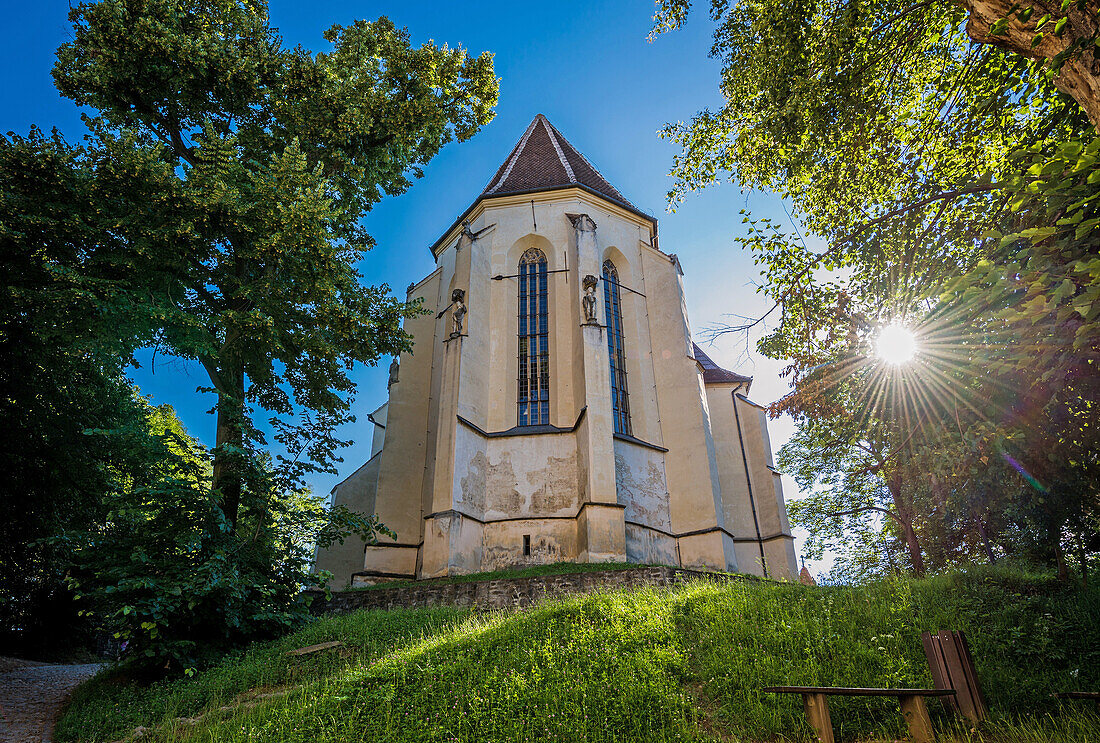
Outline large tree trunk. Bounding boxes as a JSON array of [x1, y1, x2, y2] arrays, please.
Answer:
[[888, 474, 927, 577], [975, 516, 998, 565], [900, 519, 927, 577], [210, 362, 245, 533], [1078, 535, 1089, 586], [960, 0, 1100, 127], [1054, 536, 1070, 580]]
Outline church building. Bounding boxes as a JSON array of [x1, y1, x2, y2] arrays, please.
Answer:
[[316, 115, 797, 587]]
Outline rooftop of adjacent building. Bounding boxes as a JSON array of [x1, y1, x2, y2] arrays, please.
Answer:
[[692, 343, 752, 386]]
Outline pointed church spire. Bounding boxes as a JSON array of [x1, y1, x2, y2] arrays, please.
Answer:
[[482, 114, 635, 209]]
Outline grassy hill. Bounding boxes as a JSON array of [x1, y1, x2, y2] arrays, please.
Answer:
[[57, 566, 1100, 742]]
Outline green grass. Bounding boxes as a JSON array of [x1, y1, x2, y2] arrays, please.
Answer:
[[345, 560, 660, 590], [58, 565, 1100, 742]]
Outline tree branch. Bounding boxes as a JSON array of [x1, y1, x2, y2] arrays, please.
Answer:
[[132, 99, 196, 166], [828, 505, 904, 524], [871, 0, 948, 35], [711, 182, 1006, 337], [199, 356, 225, 395]]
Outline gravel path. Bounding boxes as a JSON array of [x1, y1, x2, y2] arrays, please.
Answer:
[[0, 659, 103, 743]]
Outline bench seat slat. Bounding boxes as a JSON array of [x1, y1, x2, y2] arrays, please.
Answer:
[[764, 686, 956, 697]]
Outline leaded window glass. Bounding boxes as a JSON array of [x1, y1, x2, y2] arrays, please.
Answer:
[[518, 248, 550, 426], [602, 260, 631, 435]]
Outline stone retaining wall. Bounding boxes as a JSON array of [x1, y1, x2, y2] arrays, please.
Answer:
[[311, 565, 749, 615]]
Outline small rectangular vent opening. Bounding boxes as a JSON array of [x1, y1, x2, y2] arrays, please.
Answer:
[[522, 534, 531, 557]]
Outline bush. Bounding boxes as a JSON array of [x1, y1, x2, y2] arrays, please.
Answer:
[[64, 399, 385, 674]]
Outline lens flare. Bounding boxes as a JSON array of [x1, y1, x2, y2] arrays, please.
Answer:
[[876, 324, 917, 365]]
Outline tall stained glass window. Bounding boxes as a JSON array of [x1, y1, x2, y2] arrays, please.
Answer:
[[602, 260, 631, 435], [518, 248, 550, 425]]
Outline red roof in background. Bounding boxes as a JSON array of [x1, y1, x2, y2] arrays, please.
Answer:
[[692, 343, 752, 385], [482, 114, 635, 209]]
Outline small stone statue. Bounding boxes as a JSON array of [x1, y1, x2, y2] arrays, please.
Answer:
[[457, 220, 474, 252], [581, 274, 599, 324], [387, 357, 400, 388], [451, 288, 467, 337]]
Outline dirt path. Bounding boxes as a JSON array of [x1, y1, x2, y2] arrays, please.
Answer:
[[0, 658, 103, 743]]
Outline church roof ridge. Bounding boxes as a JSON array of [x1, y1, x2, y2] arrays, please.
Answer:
[[428, 114, 657, 257], [481, 114, 635, 209]]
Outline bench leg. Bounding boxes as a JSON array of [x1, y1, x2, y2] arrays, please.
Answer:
[[899, 695, 935, 743], [801, 693, 835, 743]]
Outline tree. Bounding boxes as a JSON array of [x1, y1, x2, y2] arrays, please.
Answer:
[[780, 408, 930, 576], [52, 0, 499, 530], [64, 397, 388, 672], [0, 129, 180, 652], [652, 0, 1099, 125], [652, 0, 1099, 578], [3, 1, 497, 665]]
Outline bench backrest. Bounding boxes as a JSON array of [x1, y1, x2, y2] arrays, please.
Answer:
[[921, 630, 988, 723]]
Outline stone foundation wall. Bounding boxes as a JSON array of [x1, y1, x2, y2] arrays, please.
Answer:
[[311, 565, 750, 615]]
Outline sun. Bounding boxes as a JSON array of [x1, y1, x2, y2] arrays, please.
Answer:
[[875, 323, 918, 365]]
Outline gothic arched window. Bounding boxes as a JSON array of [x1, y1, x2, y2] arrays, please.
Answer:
[[602, 260, 631, 435], [518, 248, 550, 426]]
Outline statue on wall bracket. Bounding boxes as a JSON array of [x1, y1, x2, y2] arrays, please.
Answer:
[[581, 274, 599, 324], [450, 288, 467, 337], [387, 357, 400, 388]]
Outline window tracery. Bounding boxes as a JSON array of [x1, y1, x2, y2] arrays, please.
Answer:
[[518, 248, 550, 425], [602, 260, 631, 435]]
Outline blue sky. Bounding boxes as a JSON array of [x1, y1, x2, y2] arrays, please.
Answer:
[[2, 1, 824, 573]]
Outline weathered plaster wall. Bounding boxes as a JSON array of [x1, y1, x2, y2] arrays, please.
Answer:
[[437, 423, 585, 572], [359, 267, 443, 579], [452, 424, 581, 520], [640, 248, 734, 571], [614, 438, 676, 565], [734, 395, 797, 578], [481, 519, 578, 571], [314, 453, 382, 588], [613, 439, 670, 529], [624, 523, 678, 566], [421, 511, 484, 577]]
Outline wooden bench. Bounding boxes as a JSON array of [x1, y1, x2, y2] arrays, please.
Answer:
[[763, 686, 956, 743], [1053, 691, 1100, 710], [922, 630, 988, 723]]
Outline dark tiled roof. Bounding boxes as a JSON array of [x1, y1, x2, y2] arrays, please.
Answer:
[[692, 343, 752, 385], [482, 114, 634, 209]]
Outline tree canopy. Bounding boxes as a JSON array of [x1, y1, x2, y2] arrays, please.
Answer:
[[655, 0, 1099, 579], [50, 0, 499, 529], [2, 0, 498, 667]]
